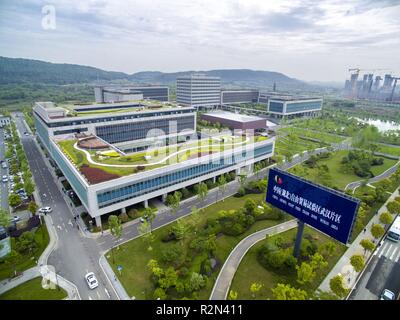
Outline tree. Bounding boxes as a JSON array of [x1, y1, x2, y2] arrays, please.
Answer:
[[139, 220, 155, 251], [147, 259, 164, 278], [250, 282, 263, 299], [15, 231, 37, 254], [108, 215, 122, 264], [143, 206, 157, 232], [0, 209, 10, 227], [187, 272, 205, 292], [296, 262, 316, 285], [350, 254, 365, 273], [166, 191, 182, 215], [228, 290, 238, 300], [159, 267, 178, 290], [379, 212, 393, 227], [8, 194, 22, 208], [310, 253, 328, 271], [24, 179, 35, 196], [370, 223, 385, 240], [153, 287, 167, 300], [359, 239, 375, 257], [27, 201, 38, 216], [271, 283, 308, 300], [217, 175, 227, 202], [196, 182, 208, 205], [173, 219, 190, 246], [319, 242, 336, 258], [329, 275, 349, 299], [386, 201, 400, 215]]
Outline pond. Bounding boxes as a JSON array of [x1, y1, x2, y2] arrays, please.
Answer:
[[355, 118, 400, 132]]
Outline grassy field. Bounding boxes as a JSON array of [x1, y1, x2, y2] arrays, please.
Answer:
[[280, 127, 345, 144], [0, 277, 67, 300], [275, 135, 323, 158], [289, 150, 398, 190], [229, 226, 346, 300], [107, 192, 291, 300], [376, 144, 400, 157], [0, 224, 49, 281]]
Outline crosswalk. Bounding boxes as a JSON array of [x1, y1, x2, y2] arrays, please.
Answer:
[[375, 241, 400, 263]]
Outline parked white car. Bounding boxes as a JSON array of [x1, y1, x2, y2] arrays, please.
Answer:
[[85, 272, 99, 289]]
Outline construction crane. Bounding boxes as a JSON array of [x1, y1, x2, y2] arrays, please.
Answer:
[[390, 77, 400, 102]]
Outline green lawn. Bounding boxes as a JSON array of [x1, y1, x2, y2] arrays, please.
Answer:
[[107, 192, 291, 300], [0, 277, 67, 300], [0, 224, 49, 281], [289, 150, 398, 190], [376, 144, 400, 157], [280, 127, 345, 144], [229, 226, 346, 300]]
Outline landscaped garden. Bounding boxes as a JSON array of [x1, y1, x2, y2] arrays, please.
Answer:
[[0, 277, 67, 300], [106, 183, 292, 300], [229, 226, 346, 300], [0, 223, 49, 281], [57, 134, 270, 183]]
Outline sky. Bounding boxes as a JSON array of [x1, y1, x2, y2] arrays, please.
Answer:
[[0, 0, 399, 82]]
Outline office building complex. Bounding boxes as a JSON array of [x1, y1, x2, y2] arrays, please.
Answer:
[[176, 74, 221, 109], [34, 100, 275, 227], [220, 90, 259, 104], [202, 111, 268, 131], [267, 96, 323, 117], [94, 86, 169, 103]]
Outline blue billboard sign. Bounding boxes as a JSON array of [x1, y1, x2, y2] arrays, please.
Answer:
[[266, 168, 360, 244]]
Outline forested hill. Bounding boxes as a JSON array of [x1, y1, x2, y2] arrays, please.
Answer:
[[0, 56, 128, 84], [0, 56, 305, 87]]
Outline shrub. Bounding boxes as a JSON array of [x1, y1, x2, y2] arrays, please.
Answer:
[[127, 208, 140, 219], [119, 212, 129, 223], [161, 244, 183, 265], [181, 187, 191, 199], [258, 245, 297, 272], [236, 186, 246, 197], [161, 231, 177, 242]]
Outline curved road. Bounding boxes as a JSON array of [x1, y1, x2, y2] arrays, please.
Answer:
[[210, 220, 298, 300]]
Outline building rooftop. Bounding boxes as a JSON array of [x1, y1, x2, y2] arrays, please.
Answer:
[[36, 100, 192, 119], [54, 133, 271, 184], [203, 111, 265, 123], [267, 95, 323, 102]]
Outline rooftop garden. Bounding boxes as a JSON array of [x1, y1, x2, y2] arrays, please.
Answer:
[[56, 135, 270, 184]]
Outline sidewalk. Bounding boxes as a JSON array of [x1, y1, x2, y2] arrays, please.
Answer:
[[210, 220, 298, 300], [99, 254, 130, 300], [318, 187, 400, 294]]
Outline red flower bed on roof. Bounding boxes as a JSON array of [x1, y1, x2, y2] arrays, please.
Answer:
[[80, 165, 121, 184]]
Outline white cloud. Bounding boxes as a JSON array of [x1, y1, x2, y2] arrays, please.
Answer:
[[0, 0, 399, 81]]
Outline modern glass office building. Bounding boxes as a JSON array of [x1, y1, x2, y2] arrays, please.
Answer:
[[34, 99, 275, 227], [267, 97, 323, 117], [94, 86, 169, 103], [176, 74, 221, 109]]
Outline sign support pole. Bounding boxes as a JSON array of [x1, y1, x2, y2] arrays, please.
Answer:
[[293, 220, 305, 258]]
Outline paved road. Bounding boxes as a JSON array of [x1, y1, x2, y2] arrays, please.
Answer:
[[0, 127, 9, 211], [12, 113, 116, 300], [349, 238, 400, 300], [210, 220, 298, 300], [345, 160, 400, 191]]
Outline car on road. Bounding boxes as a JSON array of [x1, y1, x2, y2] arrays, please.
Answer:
[[24, 132, 29, 136], [1, 162, 7, 169], [85, 272, 99, 289], [380, 289, 395, 300], [38, 207, 52, 214], [2, 175, 8, 183], [139, 215, 149, 223]]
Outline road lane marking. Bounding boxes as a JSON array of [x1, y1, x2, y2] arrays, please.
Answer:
[[97, 291, 101, 299], [390, 247, 398, 261], [88, 296, 92, 300], [378, 242, 388, 258], [395, 251, 400, 263], [385, 244, 393, 258]]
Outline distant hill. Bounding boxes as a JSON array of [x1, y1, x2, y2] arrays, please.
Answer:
[[0, 56, 128, 84], [0, 56, 305, 88]]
